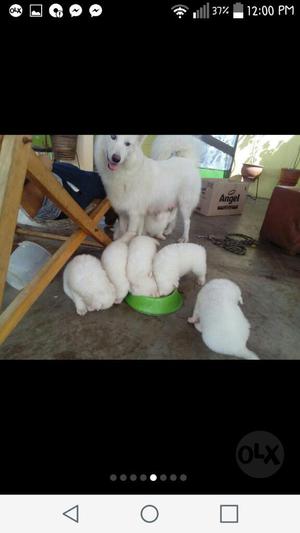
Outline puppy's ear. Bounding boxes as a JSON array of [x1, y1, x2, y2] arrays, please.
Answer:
[[137, 135, 147, 146]]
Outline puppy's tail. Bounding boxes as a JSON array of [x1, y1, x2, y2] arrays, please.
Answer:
[[151, 135, 200, 163], [239, 348, 259, 360]]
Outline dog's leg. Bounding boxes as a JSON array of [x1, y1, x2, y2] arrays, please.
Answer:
[[164, 208, 177, 236], [198, 274, 206, 286], [72, 293, 88, 316], [164, 219, 176, 236], [118, 213, 128, 236], [178, 204, 192, 243], [119, 213, 143, 242], [188, 314, 200, 326], [178, 217, 191, 243], [137, 216, 145, 236]]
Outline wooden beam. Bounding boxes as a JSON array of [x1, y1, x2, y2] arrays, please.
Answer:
[[27, 149, 111, 246], [0, 198, 111, 345], [201, 135, 235, 157], [0, 135, 31, 309], [15, 227, 105, 249]]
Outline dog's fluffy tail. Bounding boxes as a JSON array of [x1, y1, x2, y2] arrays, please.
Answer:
[[151, 135, 200, 163]]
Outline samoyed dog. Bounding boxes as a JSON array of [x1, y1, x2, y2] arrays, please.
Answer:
[[153, 243, 207, 296], [188, 278, 259, 360], [101, 240, 130, 303], [94, 135, 201, 243], [63, 254, 116, 315], [151, 134, 201, 163], [127, 236, 159, 296]]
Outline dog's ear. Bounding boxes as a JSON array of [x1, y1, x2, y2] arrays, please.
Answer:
[[136, 135, 147, 146]]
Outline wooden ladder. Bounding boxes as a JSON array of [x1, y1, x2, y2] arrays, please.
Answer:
[[0, 135, 111, 345]]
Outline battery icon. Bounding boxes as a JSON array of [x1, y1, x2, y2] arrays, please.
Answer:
[[233, 2, 244, 18]]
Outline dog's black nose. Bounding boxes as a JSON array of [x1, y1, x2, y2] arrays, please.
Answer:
[[112, 154, 121, 163]]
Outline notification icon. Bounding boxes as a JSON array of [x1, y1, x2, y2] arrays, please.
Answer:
[[89, 4, 102, 17], [69, 4, 82, 17], [49, 3, 63, 17], [9, 4, 23, 17]]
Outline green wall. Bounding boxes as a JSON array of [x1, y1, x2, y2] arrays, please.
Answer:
[[142, 135, 156, 156], [230, 135, 300, 198]]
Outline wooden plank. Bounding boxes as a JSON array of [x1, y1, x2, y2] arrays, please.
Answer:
[[15, 227, 105, 249], [0, 198, 111, 345], [27, 149, 111, 246], [201, 135, 235, 157], [0, 135, 31, 309]]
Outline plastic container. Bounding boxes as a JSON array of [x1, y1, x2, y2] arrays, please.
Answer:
[[125, 289, 183, 316], [6, 241, 51, 290]]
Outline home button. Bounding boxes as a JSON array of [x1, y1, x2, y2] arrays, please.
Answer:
[[141, 505, 159, 523]]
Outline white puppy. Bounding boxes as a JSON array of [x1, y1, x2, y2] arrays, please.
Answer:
[[94, 135, 201, 243], [101, 240, 130, 304], [113, 207, 178, 241], [63, 254, 116, 315], [127, 236, 159, 296], [144, 207, 178, 240], [153, 243, 207, 296], [188, 278, 259, 360]]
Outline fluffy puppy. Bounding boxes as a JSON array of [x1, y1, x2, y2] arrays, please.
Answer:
[[153, 243, 207, 296], [101, 240, 130, 303], [113, 207, 178, 241], [63, 254, 116, 315], [188, 278, 259, 360], [127, 236, 159, 296], [144, 207, 178, 240]]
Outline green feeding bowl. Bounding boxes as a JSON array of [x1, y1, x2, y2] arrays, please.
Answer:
[[125, 289, 183, 316]]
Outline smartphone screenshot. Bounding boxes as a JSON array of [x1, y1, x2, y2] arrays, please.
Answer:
[[0, 1, 299, 531]]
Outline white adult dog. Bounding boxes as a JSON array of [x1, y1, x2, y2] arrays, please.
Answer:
[[63, 254, 116, 315], [94, 135, 201, 243], [188, 278, 259, 360], [127, 236, 159, 296], [101, 240, 130, 304], [153, 243, 207, 296], [151, 134, 201, 162]]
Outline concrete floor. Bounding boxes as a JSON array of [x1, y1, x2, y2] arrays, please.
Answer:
[[1, 198, 300, 360]]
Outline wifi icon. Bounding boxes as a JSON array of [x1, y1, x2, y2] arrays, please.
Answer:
[[171, 4, 189, 18]]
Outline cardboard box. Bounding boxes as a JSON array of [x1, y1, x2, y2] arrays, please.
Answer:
[[198, 178, 248, 216]]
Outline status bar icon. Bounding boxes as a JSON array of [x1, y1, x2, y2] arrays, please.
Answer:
[[233, 2, 244, 18], [193, 2, 210, 19]]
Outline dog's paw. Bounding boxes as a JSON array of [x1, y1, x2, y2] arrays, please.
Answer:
[[188, 316, 200, 325], [156, 234, 166, 240], [76, 307, 88, 316], [115, 298, 123, 304], [178, 236, 188, 243]]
